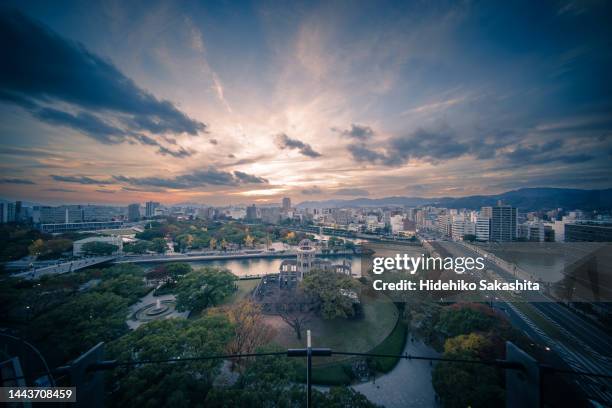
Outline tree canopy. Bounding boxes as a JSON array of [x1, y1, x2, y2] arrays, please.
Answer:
[[302, 269, 357, 319], [108, 316, 233, 407], [81, 241, 118, 256], [175, 267, 237, 313]]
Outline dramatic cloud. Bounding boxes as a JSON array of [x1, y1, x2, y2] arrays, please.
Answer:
[[0, 178, 36, 185], [332, 124, 375, 139], [301, 186, 323, 195], [347, 144, 389, 164], [386, 129, 470, 165], [333, 188, 370, 196], [45, 188, 77, 192], [501, 139, 593, 165], [33, 107, 128, 144], [348, 128, 475, 166], [233, 171, 268, 184], [0, 9, 205, 155], [51, 175, 112, 185], [275, 133, 321, 158], [113, 168, 268, 189]]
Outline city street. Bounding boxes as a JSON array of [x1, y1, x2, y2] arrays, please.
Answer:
[[430, 240, 612, 404]]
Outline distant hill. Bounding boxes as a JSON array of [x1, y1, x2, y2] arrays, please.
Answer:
[[297, 188, 612, 211]]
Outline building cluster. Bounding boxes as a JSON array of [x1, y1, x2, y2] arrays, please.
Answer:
[[1, 195, 611, 242]]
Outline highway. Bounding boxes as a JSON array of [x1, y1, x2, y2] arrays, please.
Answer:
[[429, 240, 612, 405]]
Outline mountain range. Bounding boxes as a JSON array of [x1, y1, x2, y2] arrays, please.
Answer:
[[296, 188, 612, 211]]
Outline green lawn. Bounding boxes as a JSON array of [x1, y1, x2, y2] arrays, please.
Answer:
[[276, 290, 398, 359], [220, 278, 260, 306], [270, 288, 400, 385]]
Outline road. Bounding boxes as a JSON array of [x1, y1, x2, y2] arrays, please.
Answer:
[[430, 240, 612, 405]]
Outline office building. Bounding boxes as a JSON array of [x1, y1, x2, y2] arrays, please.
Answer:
[[490, 205, 517, 242], [127, 203, 141, 221], [40, 221, 124, 233], [0, 203, 7, 223], [82, 205, 117, 222], [481, 206, 493, 219], [145, 201, 160, 218], [565, 222, 612, 242], [6, 202, 17, 223], [246, 204, 258, 221], [282, 197, 291, 211]]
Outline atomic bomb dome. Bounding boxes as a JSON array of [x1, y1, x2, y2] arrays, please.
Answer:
[[297, 239, 316, 278]]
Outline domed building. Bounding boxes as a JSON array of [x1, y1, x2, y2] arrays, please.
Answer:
[[253, 238, 354, 312], [296, 239, 316, 279]]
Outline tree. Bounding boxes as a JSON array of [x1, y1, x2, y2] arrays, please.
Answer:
[[205, 345, 380, 407], [28, 238, 73, 259], [149, 237, 167, 253], [31, 292, 129, 361], [108, 316, 233, 407], [165, 262, 193, 278], [95, 274, 148, 304], [175, 268, 236, 313], [278, 291, 311, 340], [432, 333, 504, 408], [28, 238, 45, 257], [123, 240, 149, 254], [302, 269, 356, 319], [218, 301, 275, 368], [314, 387, 382, 407], [81, 241, 118, 256], [434, 305, 496, 337], [204, 344, 303, 407]]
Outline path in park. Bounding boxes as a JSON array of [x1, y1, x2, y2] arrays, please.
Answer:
[[351, 337, 439, 407]]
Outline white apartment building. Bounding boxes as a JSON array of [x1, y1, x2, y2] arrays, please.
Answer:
[[476, 216, 490, 241]]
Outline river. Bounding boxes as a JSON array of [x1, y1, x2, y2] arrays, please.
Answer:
[[142, 254, 364, 278]]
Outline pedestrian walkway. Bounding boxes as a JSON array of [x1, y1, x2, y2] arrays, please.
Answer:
[[352, 336, 439, 407]]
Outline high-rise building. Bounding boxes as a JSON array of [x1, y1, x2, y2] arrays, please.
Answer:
[[127, 203, 141, 221], [281, 197, 291, 211], [390, 214, 405, 234], [14, 201, 22, 221], [490, 205, 517, 242], [6, 202, 17, 223], [476, 216, 490, 241], [481, 206, 493, 219], [437, 213, 452, 237], [145, 201, 160, 218], [0, 203, 7, 223], [246, 204, 258, 221]]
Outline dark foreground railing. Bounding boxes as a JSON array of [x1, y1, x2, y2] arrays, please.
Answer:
[[2, 330, 611, 408]]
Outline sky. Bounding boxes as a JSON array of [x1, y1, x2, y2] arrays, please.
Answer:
[[0, 0, 611, 206]]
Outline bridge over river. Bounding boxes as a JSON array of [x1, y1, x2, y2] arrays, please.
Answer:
[[11, 256, 117, 280]]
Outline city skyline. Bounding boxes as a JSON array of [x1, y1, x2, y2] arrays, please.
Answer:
[[1, 1, 612, 206]]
